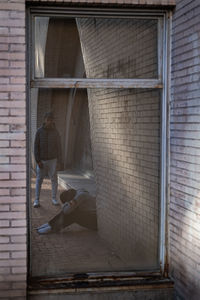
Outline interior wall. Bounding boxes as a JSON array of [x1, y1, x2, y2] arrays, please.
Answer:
[[73, 90, 93, 173], [45, 18, 85, 78], [77, 17, 158, 79], [88, 88, 161, 268], [37, 89, 51, 128], [32, 88, 92, 172], [32, 17, 92, 171], [63, 89, 93, 172], [51, 89, 68, 167], [77, 17, 160, 268]]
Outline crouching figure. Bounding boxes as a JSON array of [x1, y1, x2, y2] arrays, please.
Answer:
[[37, 188, 97, 234]]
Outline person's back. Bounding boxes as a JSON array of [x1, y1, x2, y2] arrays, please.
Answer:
[[34, 124, 61, 163], [74, 189, 96, 214]]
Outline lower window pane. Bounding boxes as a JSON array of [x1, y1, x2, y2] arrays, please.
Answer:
[[30, 88, 161, 276]]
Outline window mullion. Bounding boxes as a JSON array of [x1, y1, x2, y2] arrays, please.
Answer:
[[31, 78, 163, 89]]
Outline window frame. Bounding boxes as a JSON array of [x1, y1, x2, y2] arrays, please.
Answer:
[[31, 9, 165, 83], [27, 5, 172, 292]]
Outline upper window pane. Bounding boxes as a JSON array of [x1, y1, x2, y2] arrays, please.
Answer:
[[34, 17, 159, 79]]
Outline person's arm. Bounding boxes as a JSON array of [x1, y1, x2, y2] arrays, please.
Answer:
[[56, 131, 62, 166], [62, 201, 77, 215], [34, 130, 43, 168], [62, 190, 88, 215]]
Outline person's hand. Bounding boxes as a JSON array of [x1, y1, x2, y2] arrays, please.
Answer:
[[38, 161, 43, 168], [63, 201, 76, 215], [69, 199, 77, 207]]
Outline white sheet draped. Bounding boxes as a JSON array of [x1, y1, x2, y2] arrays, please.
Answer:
[[35, 17, 49, 78]]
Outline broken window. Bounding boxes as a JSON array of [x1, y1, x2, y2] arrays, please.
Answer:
[[28, 7, 169, 281]]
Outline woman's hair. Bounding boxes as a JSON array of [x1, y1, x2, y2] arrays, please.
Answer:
[[60, 189, 76, 204]]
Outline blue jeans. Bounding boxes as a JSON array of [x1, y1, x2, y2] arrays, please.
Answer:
[[49, 208, 97, 232], [35, 158, 58, 201]]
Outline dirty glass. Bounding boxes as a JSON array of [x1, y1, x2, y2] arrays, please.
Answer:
[[34, 17, 158, 79], [30, 88, 161, 276]]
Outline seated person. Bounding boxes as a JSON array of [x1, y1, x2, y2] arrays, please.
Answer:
[[37, 188, 97, 234]]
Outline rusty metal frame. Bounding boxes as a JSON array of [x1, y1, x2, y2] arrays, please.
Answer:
[[29, 271, 173, 295]]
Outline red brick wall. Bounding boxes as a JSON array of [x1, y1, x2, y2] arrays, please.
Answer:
[[170, 0, 200, 299], [0, 0, 26, 299]]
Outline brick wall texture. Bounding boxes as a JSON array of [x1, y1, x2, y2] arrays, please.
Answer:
[[77, 17, 160, 268], [0, 1, 165, 298], [4, 0, 200, 299], [170, 0, 200, 299], [88, 88, 160, 268], [77, 18, 158, 79], [0, 0, 26, 299]]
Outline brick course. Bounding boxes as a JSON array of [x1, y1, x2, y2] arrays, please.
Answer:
[[170, 0, 200, 299], [0, 0, 26, 299], [77, 17, 160, 267], [6, 0, 200, 299], [88, 88, 160, 267]]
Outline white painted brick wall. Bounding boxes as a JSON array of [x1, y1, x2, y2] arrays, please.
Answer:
[[170, 0, 200, 299], [0, 0, 177, 297], [0, 0, 26, 299]]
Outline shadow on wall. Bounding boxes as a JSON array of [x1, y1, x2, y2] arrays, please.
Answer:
[[170, 192, 200, 300], [87, 88, 161, 270], [171, 256, 200, 300], [76, 16, 161, 269]]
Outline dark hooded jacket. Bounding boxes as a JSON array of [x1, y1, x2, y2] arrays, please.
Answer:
[[34, 123, 61, 163]]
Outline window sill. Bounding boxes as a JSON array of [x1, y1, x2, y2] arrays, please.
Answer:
[[28, 271, 174, 295]]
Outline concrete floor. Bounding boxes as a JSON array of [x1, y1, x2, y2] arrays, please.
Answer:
[[29, 171, 174, 300], [30, 171, 127, 277]]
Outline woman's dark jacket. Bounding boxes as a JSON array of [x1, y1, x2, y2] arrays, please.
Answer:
[[34, 124, 61, 163]]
